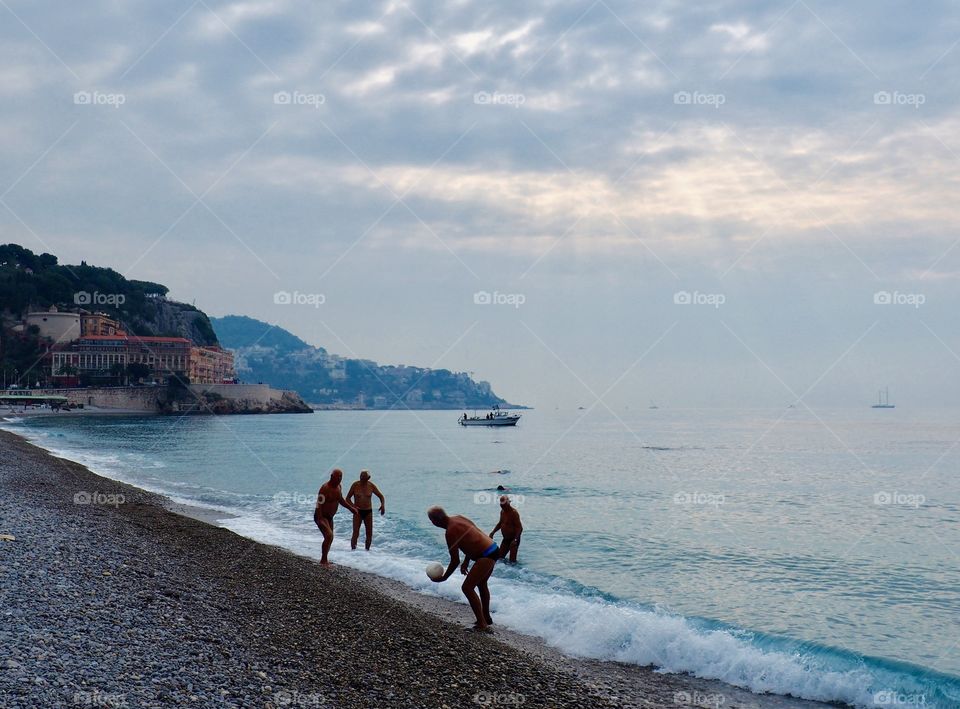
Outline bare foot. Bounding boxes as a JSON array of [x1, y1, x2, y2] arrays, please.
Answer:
[[320, 560, 332, 567]]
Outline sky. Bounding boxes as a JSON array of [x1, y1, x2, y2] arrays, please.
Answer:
[[2, 0, 959, 409]]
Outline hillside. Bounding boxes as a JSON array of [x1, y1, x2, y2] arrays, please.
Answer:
[[0, 244, 226, 386], [0, 244, 219, 345], [212, 315, 513, 409]]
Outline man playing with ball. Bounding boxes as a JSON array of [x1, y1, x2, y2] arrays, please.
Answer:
[[427, 506, 498, 631]]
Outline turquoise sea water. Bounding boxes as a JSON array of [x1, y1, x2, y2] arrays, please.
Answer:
[[4, 408, 959, 707]]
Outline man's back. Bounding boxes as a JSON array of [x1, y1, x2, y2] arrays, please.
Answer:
[[446, 515, 494, 559]]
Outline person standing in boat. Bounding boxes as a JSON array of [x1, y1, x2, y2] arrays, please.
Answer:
[[345, 470, 386, 550]]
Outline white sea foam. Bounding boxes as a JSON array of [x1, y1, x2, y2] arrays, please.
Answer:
[[216, 505, 891, 708]]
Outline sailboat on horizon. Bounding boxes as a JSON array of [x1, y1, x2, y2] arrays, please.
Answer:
[[871, 387, 895, 409]]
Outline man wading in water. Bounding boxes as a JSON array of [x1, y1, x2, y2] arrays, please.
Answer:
[[490, 495, 523, 563], [345, 469, 386, 550], [314, 469, 357, 566]]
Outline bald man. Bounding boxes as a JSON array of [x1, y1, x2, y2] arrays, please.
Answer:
[[427, 506, 498, 631], [346, 469, 386, 551], [314, 469, 357, 566], [490, 495, 523, 563]]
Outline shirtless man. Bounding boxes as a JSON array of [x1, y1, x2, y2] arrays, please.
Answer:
[[427, 506, 499, 631], [490, 495, 523, 563], [346, 470, 386, 551], [313, 469, 357, 566]]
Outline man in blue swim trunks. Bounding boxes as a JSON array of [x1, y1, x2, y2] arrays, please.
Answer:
[[427, 506, 498, 631]]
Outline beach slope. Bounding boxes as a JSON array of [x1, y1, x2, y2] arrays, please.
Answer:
[[0, 430, 827, 708]]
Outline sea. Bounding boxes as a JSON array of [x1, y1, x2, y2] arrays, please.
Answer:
[[3, 407, 958, 708]]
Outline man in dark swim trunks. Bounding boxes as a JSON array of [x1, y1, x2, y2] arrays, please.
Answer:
[[346, 469, 386, 550], [427, 506, 498, 631], [490, 495, 523, 563], [314, 469, 358, 566]]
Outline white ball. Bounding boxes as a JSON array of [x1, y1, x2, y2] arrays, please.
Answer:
[[425, 562, 445, 581]]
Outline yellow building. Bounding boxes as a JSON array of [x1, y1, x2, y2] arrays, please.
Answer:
[[189, 346, 236, 384], [80, 313, 125, 337]]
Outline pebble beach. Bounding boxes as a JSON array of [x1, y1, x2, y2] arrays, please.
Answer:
[[0, 429, 827, 709]]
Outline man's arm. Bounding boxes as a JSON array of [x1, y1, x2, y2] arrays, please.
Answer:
[[438, 545, 460, 582], [372, 483, 386, 515], [490, 519, 502, 537], [344, 482, 357, 506], [338, 488, 358, 514]]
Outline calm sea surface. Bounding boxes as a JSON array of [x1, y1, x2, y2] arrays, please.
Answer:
[[5, 408, 959, 707]]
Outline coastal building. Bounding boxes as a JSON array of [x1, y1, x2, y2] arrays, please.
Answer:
[[188, 346, 236, 384], [50, 335, 234, 385], [25, 307, 81, 343], [127, 336, 192, 378], [80, 313, 125, 337], [51, 335, 191, 383]]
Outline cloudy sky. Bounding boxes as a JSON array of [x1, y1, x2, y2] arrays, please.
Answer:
[[2, 0, 959, 408]]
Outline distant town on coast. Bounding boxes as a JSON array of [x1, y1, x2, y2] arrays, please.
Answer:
[[0, 244, 514, 411]]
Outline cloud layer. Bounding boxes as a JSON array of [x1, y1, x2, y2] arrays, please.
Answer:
[[2, 0, 959, 407]]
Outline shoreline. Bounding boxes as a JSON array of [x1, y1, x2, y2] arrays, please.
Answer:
[[0, 429, 832, 708], [0, 407, 157, 417]]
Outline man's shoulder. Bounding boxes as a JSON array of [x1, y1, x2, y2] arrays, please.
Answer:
[[447, 516, 468, 531]]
